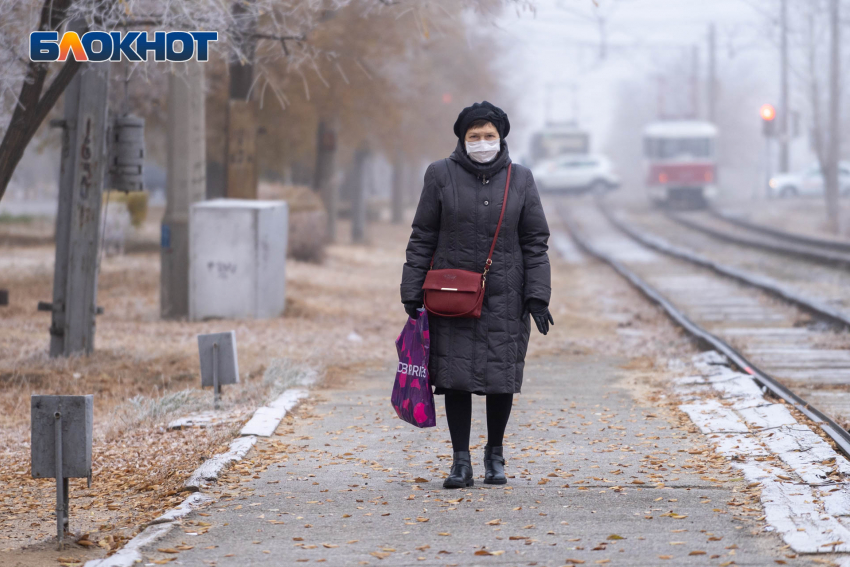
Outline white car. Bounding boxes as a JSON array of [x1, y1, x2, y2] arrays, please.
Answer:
[[534, 154, 620, 194], [768, 162, 850, 198]]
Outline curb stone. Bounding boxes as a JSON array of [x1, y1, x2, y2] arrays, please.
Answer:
[[677, 351, 850, 556], [83, 389, 308, 567], [83, 493, 212, 567]]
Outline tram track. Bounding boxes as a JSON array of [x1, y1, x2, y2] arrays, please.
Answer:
[[551, 196, 850, 460], [663, 208, 850, 267], [708, 207, 850, 254], [601, 203, 850, 329]]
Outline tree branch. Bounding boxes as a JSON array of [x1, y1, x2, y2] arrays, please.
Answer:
[[0, 0, 73, 202]]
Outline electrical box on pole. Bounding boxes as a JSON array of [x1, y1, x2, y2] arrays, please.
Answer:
[[108, 114, 145, 192], [31, 395, 93, 548]]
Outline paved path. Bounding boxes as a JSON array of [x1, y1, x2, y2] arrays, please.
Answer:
[[143, 354, 803, 566]]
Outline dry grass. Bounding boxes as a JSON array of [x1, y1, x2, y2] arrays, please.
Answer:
[[0, 214, 412, 557]]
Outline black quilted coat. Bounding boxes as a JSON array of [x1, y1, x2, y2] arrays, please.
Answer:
[[400, 140, 551, 395]]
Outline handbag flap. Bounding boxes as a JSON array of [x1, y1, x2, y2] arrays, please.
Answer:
[[422, 269, 482, 293]]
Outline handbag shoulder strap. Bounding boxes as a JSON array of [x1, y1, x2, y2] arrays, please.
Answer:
[[484, 164, 512, 272], [429, 163, 512, 272]]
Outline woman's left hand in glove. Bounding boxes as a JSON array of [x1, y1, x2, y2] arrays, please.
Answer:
[[526, 299, 554, 335], [404, 302, 423, 320]]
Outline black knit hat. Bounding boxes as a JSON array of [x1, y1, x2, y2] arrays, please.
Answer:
[[453, 101, 510, 139]]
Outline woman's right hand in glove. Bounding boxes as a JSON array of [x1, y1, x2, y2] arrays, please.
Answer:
[[526, 299, 554, 335], [404, 302, 422, 319]]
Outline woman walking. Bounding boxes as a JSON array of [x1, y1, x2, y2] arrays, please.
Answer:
[[400, 101, 553, 489]]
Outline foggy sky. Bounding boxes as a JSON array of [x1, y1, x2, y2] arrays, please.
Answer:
[[499, 0, 780, 159]]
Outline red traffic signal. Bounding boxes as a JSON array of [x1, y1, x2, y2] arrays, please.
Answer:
[[760, 104, 777, 137]]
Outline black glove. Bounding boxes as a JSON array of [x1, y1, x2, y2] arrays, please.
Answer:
[[404, 302, 422, 320], [526, 299, 554, 335]]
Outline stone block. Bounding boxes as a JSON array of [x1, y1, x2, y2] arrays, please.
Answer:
[[190, 199, 288, 320]]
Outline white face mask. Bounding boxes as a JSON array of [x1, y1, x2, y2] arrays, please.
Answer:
[[465, 139, 500, 163]]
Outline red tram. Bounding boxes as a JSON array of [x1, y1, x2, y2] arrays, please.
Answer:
[[643, 121, 718, 208]]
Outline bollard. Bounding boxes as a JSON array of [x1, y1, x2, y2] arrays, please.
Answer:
[[198, 332, 239, 410], [54, 412, 63, 548], [213, 342, 220, 409], [31, 395, 93, 548]]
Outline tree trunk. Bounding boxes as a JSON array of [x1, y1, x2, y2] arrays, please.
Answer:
[[825, 0, 841, 234], [391, 152, 404, 224], [351, 145, 369, 244], [0, 0, 76, 202], [313, 120, 338, 241]]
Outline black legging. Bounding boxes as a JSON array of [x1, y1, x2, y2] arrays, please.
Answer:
[[444, 392, 513, 452]]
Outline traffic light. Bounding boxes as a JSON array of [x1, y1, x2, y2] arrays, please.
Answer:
[[761, 104, 776, 137]]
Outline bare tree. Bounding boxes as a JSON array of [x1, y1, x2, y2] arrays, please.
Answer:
[[824, 0, 841, 234], [0, 0, 534, 203], [0, 0, 80, 203], [800, 0, 843, 234]]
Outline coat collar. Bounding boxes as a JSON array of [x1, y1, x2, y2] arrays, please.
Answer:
[[449, 139, 512, 183]]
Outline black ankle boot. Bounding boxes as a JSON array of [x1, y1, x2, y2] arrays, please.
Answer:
[[483, 445, 507, 485], [443, 451, 474, 489]]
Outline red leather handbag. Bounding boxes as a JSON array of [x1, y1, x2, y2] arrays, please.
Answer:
[[422, 165, 512, 318]]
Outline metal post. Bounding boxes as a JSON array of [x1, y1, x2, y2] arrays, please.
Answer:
[[48, 19, 111, 357], [764, 137, 772, 200], [691, 44, 700, 119], [212, 342, 220, 409], [707, 23, 717, 124], [54, 412, 63, 549]]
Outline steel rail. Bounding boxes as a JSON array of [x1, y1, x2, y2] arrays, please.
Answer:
[[556, 202, 850, 459], [709, 207, 850, 254], [664, 210, 850, 267], [597, 202, 850, 330]]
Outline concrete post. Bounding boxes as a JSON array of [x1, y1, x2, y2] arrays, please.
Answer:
[[49, 32, 110, 357], [161, 61, 206, 319]]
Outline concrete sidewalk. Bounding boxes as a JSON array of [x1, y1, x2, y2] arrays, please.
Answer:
[[141, 353, 803, 566]]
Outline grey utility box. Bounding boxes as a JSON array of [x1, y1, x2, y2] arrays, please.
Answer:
[[31, 395, 93, 479], [198, 331, 240, 388], [189, 199, 288, 321]]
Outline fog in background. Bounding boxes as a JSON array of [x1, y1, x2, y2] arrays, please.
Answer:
[[4, 0, 847, 210], [499, 0, 847, 202]]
